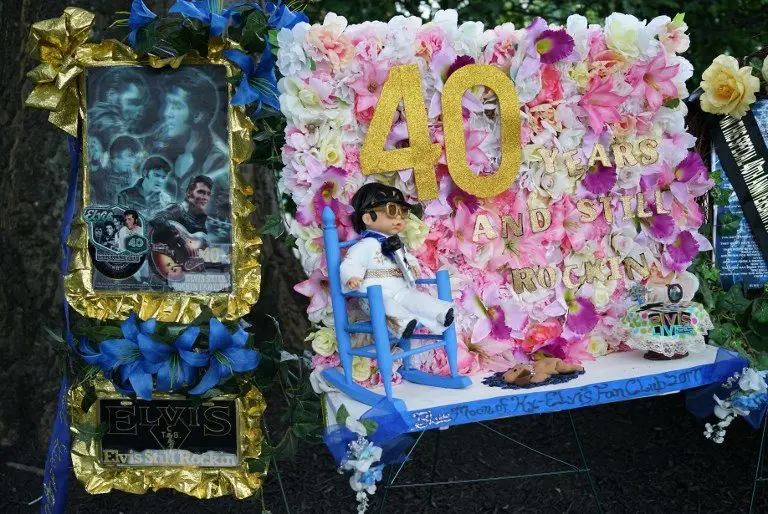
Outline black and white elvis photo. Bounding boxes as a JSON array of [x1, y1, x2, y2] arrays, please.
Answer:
[[86, 65, 232, 293]]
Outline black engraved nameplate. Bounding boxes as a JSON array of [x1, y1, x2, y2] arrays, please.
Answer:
[[99, 398, 239, 467]]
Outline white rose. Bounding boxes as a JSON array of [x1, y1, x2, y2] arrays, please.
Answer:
[[604, 13, 651, 59], [591, 280, 616, 309], [739, 368, 768, 394], [566, 15, 589, 61], [669, 55, 694, 98], [610, 225, 639, 259], [456, 21, 485, 58], [306, 327, 337, 356], [433, 9, 459, 38], [276, 24, 310, 77], [616, 164, 642, 190]]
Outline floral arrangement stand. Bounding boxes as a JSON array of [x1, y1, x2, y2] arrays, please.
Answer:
[[321, 345, 745, 512], [321, 207, 471, 410], [372, 409, 603, 514], [322, 345, 744, 432]]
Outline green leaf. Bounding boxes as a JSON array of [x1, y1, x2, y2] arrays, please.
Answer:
[[717, 284, 752, 315], [709, 322, 736, 345], [258, 214, 285, 238], [663, 97, 680, 109], [672, 13, 686, 25], [292, 422, 323, 439], [710, 169, 723, 185], [753, 299, 768, 323], [245, 457, 269, 473], [240, 10, 268, 53], [718, 211, 741, 236], [268, 29, 280, 49], [360, 420, 378, 435], [336, 404, 350, 426], [285, 234, 298, 250], [273, 430, 300, 460], [697, 275, 715, 309], [81, 383, 97, 413], [710, 186, 732, 206]]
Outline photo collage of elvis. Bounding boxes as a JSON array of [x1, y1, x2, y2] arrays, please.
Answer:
[[85, 65, 232, 293]]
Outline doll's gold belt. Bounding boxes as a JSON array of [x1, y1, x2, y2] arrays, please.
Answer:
[[364, 267, 416, 279]]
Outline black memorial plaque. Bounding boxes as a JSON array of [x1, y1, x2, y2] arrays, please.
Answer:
[[99, 398, 239, 467]]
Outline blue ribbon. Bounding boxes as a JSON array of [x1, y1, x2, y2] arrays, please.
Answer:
[[41, 135, 80, 513], [686, 348, 768, 429], [323, 399, 412, 467]]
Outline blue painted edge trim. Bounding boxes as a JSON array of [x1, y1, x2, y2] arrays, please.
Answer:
[[404, 352, 747, 432]]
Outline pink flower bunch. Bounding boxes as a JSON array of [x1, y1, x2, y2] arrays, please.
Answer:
[[277, 10, 710, 386]]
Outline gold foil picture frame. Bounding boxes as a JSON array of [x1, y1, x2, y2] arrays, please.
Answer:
[[68, 379, 266, 499], [64, 49, 261, 323]]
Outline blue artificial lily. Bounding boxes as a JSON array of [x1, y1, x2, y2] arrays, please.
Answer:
[[188, 318, 260, 395], [265, 1, 309, 30], [222, 47, 280, 111], [140, 326, 210, 392], [128, 0, 157, 46], [169, 1, 233, 38], [78, 337, 104, 367], [98, 314, 165, 399]]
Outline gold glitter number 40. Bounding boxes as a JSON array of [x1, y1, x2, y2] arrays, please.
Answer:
[[360, 64, 442, 200], [360, 64, 522, 201]]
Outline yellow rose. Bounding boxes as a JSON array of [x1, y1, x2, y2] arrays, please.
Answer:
[[352, 356, 373, 382], [402, 213, 429, 250], [587, 334, 609, 357], [700, 55, 760, 119], [319, 131, 343, 166], [306, 327, 337, 357], [568, 62, 589, 89]]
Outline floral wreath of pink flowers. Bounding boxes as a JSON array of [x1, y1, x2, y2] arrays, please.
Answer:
[[276, 10, 714, 387]]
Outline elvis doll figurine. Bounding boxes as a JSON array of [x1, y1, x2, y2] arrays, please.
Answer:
[[340, 183, 455, 339]]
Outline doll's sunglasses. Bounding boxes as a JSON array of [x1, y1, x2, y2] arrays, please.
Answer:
[[369, 202, 409, 219]]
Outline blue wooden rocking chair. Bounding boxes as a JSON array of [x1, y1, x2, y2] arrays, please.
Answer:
[[321, 206, 472, 411]]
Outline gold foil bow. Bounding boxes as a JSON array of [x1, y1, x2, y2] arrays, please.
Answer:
[[25, 8, 136, 135]]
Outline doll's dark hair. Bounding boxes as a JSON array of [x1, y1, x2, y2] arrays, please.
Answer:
[[350, 182, 410, 233]]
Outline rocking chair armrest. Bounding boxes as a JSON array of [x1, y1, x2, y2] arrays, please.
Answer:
[[343, 290, 368, 299], [415, 278, 437, 285]]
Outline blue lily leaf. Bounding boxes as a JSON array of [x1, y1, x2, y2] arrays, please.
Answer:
[[128, 0, 157, 46]]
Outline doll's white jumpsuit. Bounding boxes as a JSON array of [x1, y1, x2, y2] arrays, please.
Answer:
[[340, 237, 453, 336]]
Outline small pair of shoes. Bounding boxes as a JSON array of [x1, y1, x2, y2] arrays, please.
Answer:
[[402, 319, 418, 339], [437, 308, 454, 328]]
